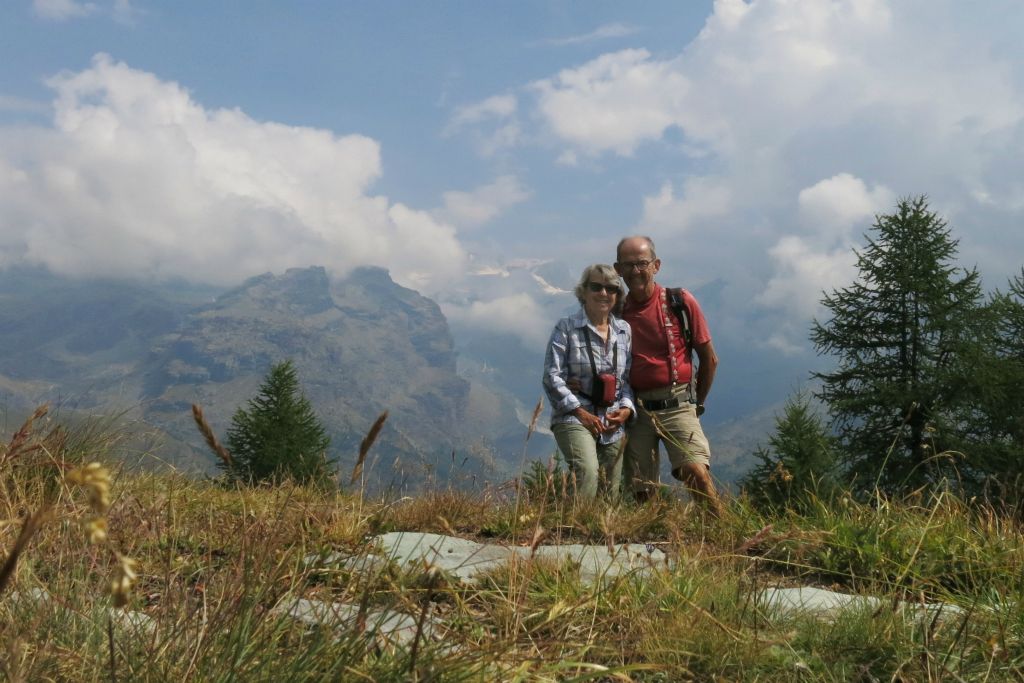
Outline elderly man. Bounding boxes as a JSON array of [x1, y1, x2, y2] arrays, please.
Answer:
[[615, 235, 722, 514]]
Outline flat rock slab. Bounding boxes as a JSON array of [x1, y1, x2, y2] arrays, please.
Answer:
[[271, 597, 440, 649], [760, 586, 964, 622], [374, 532, 671, 583], [761, 586, 884, 614], [9, 587, 156, 636], [529, 543, 670, 582]]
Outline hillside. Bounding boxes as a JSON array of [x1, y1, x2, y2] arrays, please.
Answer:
[[0, 266, 512, 486]]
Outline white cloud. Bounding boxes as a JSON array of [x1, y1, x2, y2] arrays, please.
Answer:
[[0, 54, 465, 290], [443, 293, 552, 349], [445, 95, 521, 156], [757, 235, 856, 320], [544, 23, 640, 47], [752, 173, 892, 324], [33, 0, 96, 20], [447, 94, 517, 130], [472, 0, 1024, 352], [532, 49, 689, 156], [111, 0, 141, 25], [636, 177, 732, 236], [439, 175, 530, 230], [797, 174, 893, 239]]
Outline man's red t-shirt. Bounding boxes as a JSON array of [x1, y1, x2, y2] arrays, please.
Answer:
[[622, 284, 711, 392]]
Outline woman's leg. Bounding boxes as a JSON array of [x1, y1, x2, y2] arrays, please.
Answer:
[[552, 423, 600, 499], [596, 439, 625, 501]]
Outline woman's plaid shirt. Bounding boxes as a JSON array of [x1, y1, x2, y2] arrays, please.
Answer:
[[542, 308, 636, 444]]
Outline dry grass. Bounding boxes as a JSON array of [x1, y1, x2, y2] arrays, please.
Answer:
[[350, 411, 388, 487], [190, 403, 232, 468], [3, 415, 1024, 680]]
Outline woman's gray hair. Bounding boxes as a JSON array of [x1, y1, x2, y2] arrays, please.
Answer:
[[574, 263, 624, 309]]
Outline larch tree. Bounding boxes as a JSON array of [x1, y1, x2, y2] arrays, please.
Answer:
[[810, 196, 984, 494]]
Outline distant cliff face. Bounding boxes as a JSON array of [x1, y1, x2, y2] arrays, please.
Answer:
[[141, 265, 470, 478], [0, 266, 488, 485]]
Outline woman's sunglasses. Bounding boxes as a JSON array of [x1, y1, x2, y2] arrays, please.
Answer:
[[587, 282, 620, 295]]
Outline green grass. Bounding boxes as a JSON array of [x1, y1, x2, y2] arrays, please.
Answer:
[[3, 416, 1024, 680]]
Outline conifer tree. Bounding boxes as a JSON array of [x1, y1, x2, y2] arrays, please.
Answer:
[[221, 360, 334, 487], [741, 394, 839, 511], [810, 196, 984, 494], [951, 269, 1024, 499]]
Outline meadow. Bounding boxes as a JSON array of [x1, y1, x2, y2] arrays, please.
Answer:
[[2, 410, 1024, 682]]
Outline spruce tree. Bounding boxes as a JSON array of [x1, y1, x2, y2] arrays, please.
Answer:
[[221, 360, 334, 487], [810, 196, 984, 494]]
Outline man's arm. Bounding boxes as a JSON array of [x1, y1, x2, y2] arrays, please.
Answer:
[[693, 339, 718, 406]]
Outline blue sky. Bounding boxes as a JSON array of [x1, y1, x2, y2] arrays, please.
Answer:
[[3, 0, 1024, 365]]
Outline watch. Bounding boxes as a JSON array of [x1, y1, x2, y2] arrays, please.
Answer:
[[695, 403, 705, 417]]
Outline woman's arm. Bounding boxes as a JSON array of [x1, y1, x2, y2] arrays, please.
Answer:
[[542, 321, 581, 414]]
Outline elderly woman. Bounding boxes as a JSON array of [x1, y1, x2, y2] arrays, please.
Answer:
[[542, 264, 635, 500]]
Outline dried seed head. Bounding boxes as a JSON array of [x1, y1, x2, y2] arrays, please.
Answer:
[[67, 463, 111, 513], [85, 517, 108, 545], [110, 553, 138, 608]]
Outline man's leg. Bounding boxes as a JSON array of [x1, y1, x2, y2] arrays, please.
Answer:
[[552, 423, 600, 500], [624, 409, 661, 502], [672, 462, 722, 517], [658, 403, 722, 516]]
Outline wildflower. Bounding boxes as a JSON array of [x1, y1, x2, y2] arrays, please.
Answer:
[[110, 553, 138, 608]]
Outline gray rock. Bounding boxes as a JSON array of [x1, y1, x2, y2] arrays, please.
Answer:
[[10, 586, 155, 636], [110, 608, 157, 636], [271, 597, 441, 649], [8, 587, 51, 605], [526, 542, 670, 582], [376, 532, 515, 581], [759, 586, 964, 622], [302, 550, 390, 575], [373, 532, 672, 584]]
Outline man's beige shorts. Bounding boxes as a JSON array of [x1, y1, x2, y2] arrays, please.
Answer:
[[626, 384, 711, 492]]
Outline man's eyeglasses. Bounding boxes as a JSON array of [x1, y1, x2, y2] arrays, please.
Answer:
[[617, 259, 654, 271], [587, 282, 620, 295]]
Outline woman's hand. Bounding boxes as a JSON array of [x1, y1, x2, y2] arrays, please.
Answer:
[[601, 407, 632, 432], [572, 407, 605, 436]]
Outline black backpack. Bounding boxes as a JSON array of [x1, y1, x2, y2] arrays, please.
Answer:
[[667, 287, 693, 353]]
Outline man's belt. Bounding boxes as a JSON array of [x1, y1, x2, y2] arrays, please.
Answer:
[[639, 397, 680, 411]]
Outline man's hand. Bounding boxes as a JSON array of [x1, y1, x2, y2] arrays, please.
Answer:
[[601, 407, 632, 432], [572, 407, 604, 436]]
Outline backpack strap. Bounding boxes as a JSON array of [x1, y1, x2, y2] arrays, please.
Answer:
[[667, 288, 697, 403], [667, 288, 693, 351]]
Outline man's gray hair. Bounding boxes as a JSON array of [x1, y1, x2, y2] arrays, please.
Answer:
[[615, 235, 657, 261], [574, 263, 623, 305]]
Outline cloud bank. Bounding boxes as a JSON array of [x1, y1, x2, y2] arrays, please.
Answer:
[[454, 0, 1024, 351], [0, 54, 467, 291]]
